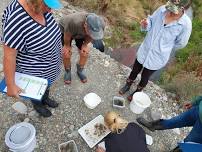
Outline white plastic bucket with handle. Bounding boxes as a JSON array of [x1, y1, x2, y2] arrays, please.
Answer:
[[130, 92, 151, 114], [5, 122, 36, 152]]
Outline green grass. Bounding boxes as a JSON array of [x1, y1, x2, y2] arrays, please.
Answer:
[[129, 22, 146, 42]]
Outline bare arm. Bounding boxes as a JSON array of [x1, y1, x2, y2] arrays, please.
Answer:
[[63, 32, 72, 57], [83, 36, 92, 46], [3, 44, 22, 98], [63, 32, 72, 47], [80, 36, 92, 53]]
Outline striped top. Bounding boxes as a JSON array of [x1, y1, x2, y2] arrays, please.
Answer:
[[2, 0, 62, 84]]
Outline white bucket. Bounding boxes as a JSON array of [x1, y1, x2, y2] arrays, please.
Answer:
[[83, 93, 101, 109], [5, 122, 36, 152], [130, 92, 151, 114]]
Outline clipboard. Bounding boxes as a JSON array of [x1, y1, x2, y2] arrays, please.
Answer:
[[0, 72, 48, 101]]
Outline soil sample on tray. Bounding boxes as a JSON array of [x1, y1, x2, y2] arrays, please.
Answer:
[[59, 141, 77, 152], [113, 99, 124, 106]]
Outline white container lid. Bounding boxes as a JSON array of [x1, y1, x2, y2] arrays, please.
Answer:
[[5, 122, 36, 150], [131, 92, 151, 108], [83, 93, 101, 109]]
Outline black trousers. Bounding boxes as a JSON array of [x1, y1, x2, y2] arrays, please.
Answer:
[[129, 59, 156, 88], [61, 33, 84, 50]]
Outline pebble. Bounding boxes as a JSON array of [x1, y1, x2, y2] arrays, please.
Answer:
[[69, 125, 74, 131], [67, 134, 73, 138], [173, 103, 177, 106], [172, 128, 181, 135], [104, 60, 110, 67], [23, 118, 30, 122], [71, 131, 79, 137], [28, 110, 39, 117]]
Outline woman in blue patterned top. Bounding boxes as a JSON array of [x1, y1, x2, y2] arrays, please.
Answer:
[[2, 0, 63, 117]]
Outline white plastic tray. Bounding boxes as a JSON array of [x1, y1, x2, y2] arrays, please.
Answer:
[[58, 140, 78, 152], [78, 115, 110, 148]]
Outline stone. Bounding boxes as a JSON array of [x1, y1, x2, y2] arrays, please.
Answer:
[[23, 118, 30, 122], [172, 128, 181, 135], [28, 110, 39, 117], [67, 134, 73, 138], [151, 111, 162, 121]]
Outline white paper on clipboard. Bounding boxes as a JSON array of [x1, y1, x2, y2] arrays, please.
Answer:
[[3, 72, 48, 101], [78, 115, 111, 148]]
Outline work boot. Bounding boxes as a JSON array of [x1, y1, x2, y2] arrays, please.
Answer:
[[76, 64, 87, 83], [119, 79, 133, 95], [136, 117, 164, 132], [42, 98, 59, 108], [33, 103, 52, 117], [64, 68, 71, 84]]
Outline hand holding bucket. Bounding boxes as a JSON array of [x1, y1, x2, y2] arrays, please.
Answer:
[[130, 92, 151, 114]]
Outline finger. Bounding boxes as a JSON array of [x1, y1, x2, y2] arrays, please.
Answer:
[[14, 94, 20, 100], [12, 94, 20, 101], [21, 89, 25, 94], [17, 88, 22, 94]]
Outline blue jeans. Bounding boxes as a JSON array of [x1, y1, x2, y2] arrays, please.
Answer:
[[161, 106, 202, 144]]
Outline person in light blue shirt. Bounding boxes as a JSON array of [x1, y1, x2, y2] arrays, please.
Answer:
[[119, 0, 192, 101]]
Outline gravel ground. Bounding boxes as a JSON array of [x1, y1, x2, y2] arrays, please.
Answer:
[[0, 1, 190, 152]]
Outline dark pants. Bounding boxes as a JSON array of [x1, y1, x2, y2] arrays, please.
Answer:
[[161, 106, 202, 144], [129, 59, 156, 88], [61, 33, 84, 50]]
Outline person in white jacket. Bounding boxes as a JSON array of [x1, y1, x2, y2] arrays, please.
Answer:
[[119, 0, 192, 101]]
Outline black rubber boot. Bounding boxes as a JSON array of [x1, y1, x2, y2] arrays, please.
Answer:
[[41, 89, 59, 108], [136, 117, 164, 132], [42, 98, 59, 108], [33, 103, 52, 117], [119, 79, 133, 95], [64, 68, 71, 84], [76, 64, 87, 83]]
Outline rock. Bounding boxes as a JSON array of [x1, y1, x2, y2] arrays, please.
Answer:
[[67, 134, 73, 138], [71, 131, 79, 137], [151, 111, 162, 121], [69, 125, 74, 131], [172, 128, 181, 135], [24, 118, 30, 122], [28, 110, 39, 117], [104, 60, 110, 67]]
